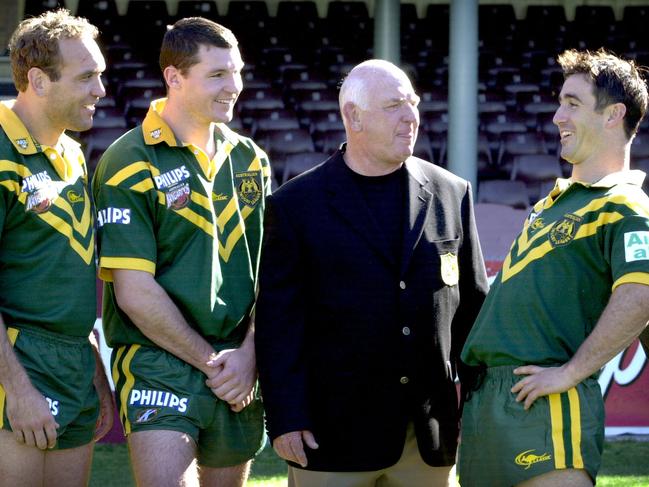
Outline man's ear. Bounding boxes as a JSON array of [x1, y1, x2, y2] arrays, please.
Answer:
[[27, 67, 49, 96], [605, 102, 627, 129], [163, 65, 182, 90], [342, 102, 362, 132]]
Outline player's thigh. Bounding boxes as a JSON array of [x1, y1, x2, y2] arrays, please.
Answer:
[[516, 468, 592, 487], [199, 461, 251, 487], [128, 429, 199, 487], [43, 441, 94, 487], [0, 428, 45, 486]]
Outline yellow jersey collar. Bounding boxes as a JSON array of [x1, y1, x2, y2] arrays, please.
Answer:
[[142, 98, 242, 180], [142, 98, 240, 147], [142, 98, 179, 146], [549, 169, 645, 197], [0, 99, 82, 180], [0, 100, 40, 155], [589, 169, 645, 188]]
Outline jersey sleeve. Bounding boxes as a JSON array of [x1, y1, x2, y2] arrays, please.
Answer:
[[92, 158, 159, 282], [0, 163, 22, 241], [0, 186, 6, 240], [606, 212, 649, 290], [260, 151, 272, 197]]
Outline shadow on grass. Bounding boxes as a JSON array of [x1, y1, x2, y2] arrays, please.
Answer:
[[90, 442, 286, 487], [91, 439, 649, 487], [600, 440, 649, 476], [250, 442, 287, 479]]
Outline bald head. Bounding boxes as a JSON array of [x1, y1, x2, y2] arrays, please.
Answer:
[[339, 59, 414, 112], [338, 59, 420, 173]]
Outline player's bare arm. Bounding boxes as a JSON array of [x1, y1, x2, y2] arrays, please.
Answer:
[[111, 269, 225, 391], [512, 283, 649, 409], [0, 314, 58, 449]]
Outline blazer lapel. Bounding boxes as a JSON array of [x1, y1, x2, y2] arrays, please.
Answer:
[[401, 158, 433, 275], [325, 152, 396, 266]]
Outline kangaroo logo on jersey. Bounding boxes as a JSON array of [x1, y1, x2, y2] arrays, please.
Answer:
[[624, 231, 649, 262], [234, 171, 261, 206], [515, 449, 551, 470], [150, 128, 162, 139], [129, 389, 188, 413], [529, 217, 545, 232], [135, 408, 159, 423], [549, 214, 581, 247], [66, 189, 84, 204]]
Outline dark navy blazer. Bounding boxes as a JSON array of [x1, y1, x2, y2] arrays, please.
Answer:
[[256, 149, 489, 471]]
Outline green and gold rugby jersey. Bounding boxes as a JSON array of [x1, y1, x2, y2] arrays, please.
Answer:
[[462, 171, 649, 367], [0, 101, 96, 337], [92, 98, 271, 347]]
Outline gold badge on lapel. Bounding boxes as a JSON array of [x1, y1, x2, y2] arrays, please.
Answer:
[[440, 253, 459, 286]]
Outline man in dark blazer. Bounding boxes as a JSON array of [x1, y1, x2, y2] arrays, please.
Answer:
[[255, 59, 489, 487]]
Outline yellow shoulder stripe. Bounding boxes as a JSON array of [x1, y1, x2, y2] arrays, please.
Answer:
[[0, 160, 33, 178], [106, 161, 159, 187], [0, 179, 20, 194], [502, 211, 624, 282], [612, 272, 649, 291], [98, 257, 156, 282]]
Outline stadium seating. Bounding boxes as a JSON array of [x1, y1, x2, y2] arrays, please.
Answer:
[[478, 180, 530, 210], [281, 151, 328, 183], [28, 1, 645, 192], [510, 154, 563, 204], [176, 0, 220, 21]]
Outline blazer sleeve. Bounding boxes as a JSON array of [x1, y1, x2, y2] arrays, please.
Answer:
[[452, 181, 489, 391], [255, 193, 312, 441]]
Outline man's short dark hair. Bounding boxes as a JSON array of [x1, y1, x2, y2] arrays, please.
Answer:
[[558, 49, 649, 140], [160, 17, 238, 76]]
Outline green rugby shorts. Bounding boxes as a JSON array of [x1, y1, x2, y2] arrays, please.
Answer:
[[0, 327, 98, 449], [111, 344, 265, 468], [458, 365, 604, 486]]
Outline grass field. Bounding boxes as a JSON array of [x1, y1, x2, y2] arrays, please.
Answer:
[[90, 439, 649, 486]]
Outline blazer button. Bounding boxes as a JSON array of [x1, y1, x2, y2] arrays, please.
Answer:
[[400, 376, 409, 384], [399, 281, 406, 290], [402, 326, 410, 336]]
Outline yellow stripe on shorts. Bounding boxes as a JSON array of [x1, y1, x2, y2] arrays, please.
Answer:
[[0, 328, 20, 428], [549, 388, 584, 470], [118, 344, 140, 435], [568, 387, 584, 469], [549, 393, 566, 469], [111, 344, 126, 428]]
